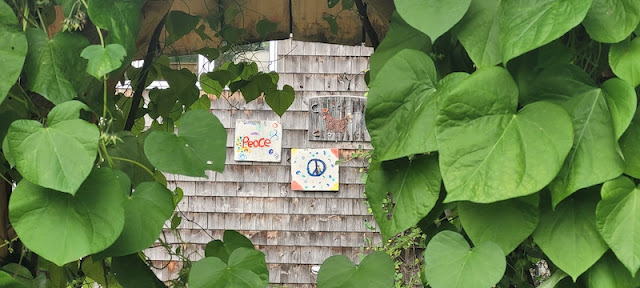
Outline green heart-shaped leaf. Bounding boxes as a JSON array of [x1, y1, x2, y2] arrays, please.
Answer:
[[9, 167, 126, 266], [241, 74, 274, 103], [205, 230, 255, 263], [436, 67, 573, 203], [582, 0, 640, 43], [454, 0, 501, 68], [165, 11, 201, 46], [80, 257, 120, 288], [366, 155, 441, 240], [369, 12, 431, 82], [587, 251, 640, 288], [620, 108, 640, 178], [499, 0, 592, 63], [25, 28, 89, 104], [459, 194, 540, 254], [265, 85, 295, 117], [5, 104, 99, 194], [395, 0, 471, 42], [317, 251, 395, 288], [549, 78, 634, 207], [97, 181, 174, 258], [86, 0, 142, 56], [367, 49, 469, 161], [161, 67, 199, 108], [609, 37, 640, 87], [0, 271, 27, 288], [46, 100, 93, 126], [0, 1, 27, 105], [533, 190, 608, 281], [81, 44, 127, 79], [256, 18, 279, 39], [144, 110, 226, 176], [112, 254, 166, 288], [189, 248, 268, 288], [597, 176, 640, 275], [107, 132, 155, 186], [423, 231, 505, 288]]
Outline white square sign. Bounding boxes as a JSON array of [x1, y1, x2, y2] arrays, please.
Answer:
[[234, 120, 282, 162]]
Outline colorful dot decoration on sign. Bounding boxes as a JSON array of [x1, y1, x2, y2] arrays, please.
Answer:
[[234, 120, 282, 162], [291, 148, 339, 191]]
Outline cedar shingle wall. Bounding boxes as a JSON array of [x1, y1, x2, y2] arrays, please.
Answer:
[[148, 39, 379, 287]]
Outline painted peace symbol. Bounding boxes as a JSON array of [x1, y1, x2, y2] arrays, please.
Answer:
[[307, 159, 326, 177]]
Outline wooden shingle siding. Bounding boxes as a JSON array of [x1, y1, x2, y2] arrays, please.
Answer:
[[150, 39, 377, 287]]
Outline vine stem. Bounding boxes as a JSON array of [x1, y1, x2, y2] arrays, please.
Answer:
[[99, 141, 115, 168], [110, 156, 155, 177], [80, 0, 105, 47], [0, 174, 11, 186], [0, 236, 19, 249], [35, 7, 49, 38]]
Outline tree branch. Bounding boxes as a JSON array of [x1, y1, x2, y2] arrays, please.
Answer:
[[354, 0, 380, 49], [124, 17, 166, 131]]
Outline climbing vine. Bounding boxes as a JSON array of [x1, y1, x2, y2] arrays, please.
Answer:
[[317, 0, 640, 287], [0, 0, 291, 287]]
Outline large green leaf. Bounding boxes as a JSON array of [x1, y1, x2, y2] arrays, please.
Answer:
[[533, 191, 608, 281], [620, 107, 640, 178], [587, 251, 640, 288], [205, 230, 255, 263], [226, 248, 269, 283], [369, 12, 431, 81], [189, 248, 268, 288], [9, 168, 126, 266], [601, 79, 637, 139], [316, 251, 395, 288], [112, 254, 166, 288], [107, 132, 155, 186], [538, 270, 569, 288], [161, 67, 199, 108], [609, 37, 640, 87], [583, 0, 640, 43], [81, 44, 127, 79], [25, 29, 89, 104], [395, 0, 471, 42], [265, 85, 295, 117], [0, 1, 27, 105], [596, 176, 640, 275], [499, 0, 593, 63], [549, 79, 633, 207], [165, 11, 201, 46], [0, 271, 27, 288], [423, 231, 505, 288], [436, 67, 573, 203], [46, 100, 93, 126], [144, 110, 226, 176], [459, 194, 540, 254], [366, 155, 441, 241], [366, 49, 469, 161], [5, 104, 99, 194], [81, 257, 121, 288], [517, 63, 595, 106], [86, 0, 142, 56], [454, 0, 501, 68], [97, 182, 174, 258]]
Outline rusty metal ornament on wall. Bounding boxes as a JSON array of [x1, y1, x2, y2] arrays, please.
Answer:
[[308, 96, 370, 142], [234, 120, 282, 162]]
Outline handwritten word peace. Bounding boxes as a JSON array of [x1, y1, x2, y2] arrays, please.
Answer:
[[242, 136, 271, 148]]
